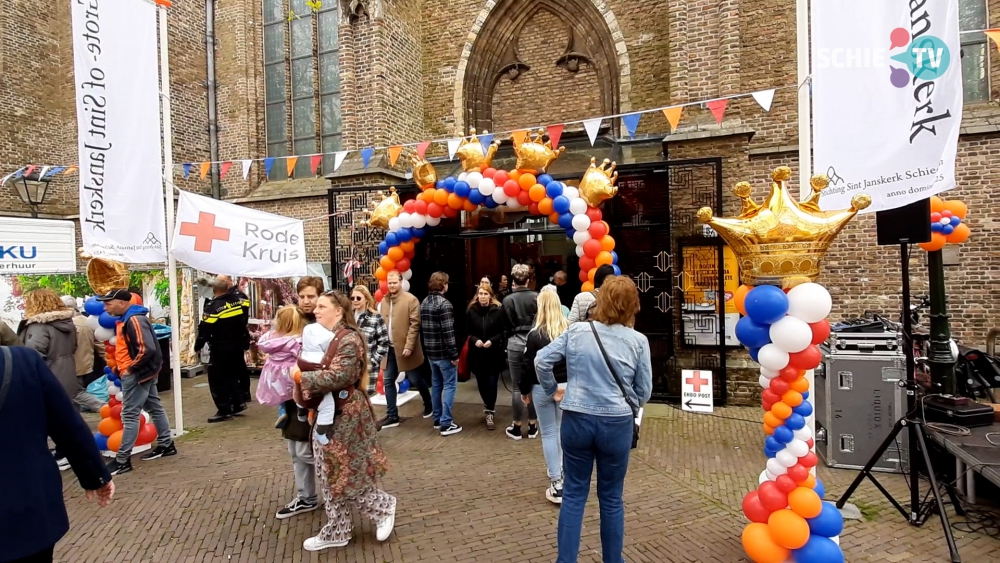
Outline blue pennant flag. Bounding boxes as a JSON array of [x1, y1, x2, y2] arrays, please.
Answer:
[[361, 147, 374, 169], [45, 167, 65, 178], [182, 163, 192, 179], [263, 157, 276, 178], [622, 113, 641, 138], [479, 134, 494, 156]]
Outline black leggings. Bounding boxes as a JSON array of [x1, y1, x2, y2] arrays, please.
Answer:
[[475, 370, 501, 411], [12, 546, 54, 563]]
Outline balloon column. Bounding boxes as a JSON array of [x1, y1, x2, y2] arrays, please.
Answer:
[[918, 196, 971, 252], [365, 129, 622, 302], [699, 167, 870, 563]]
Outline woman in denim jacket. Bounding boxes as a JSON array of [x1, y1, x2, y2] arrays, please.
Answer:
[[534, 276, 652, 563]]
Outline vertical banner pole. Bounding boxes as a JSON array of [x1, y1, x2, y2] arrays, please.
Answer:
[[795, 0, 815, 453]]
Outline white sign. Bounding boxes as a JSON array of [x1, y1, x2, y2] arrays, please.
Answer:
[[171, 191, 307, 278], [72, 0, 167, 262], [0, 217, 77, 274], [812, 0, 962, 213], [681, 369, 714, 413]]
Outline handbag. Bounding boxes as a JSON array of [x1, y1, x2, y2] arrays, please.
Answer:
[[457, 338, 471, 382], [589, 322, 640, 449]]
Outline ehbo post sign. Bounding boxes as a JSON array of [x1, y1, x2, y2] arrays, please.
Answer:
[[681, 370, 714, 414]]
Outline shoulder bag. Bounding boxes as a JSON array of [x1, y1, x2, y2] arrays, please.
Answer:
[[589, 322, 639, 449]]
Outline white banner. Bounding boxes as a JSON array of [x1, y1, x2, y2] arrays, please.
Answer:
[[171, 191, 307, 278], [72, 0, 166, 262], [812, 0, 962, 213], [0, 217, 77, 274]]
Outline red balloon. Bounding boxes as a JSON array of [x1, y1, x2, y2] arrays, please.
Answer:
[[583, 239, 603, 258], [528, 203, 540, 215], [586, 206, 603, 223], [503, 180, 521, 197], [809, 320, 831, 345], [413, 199, 428, 216], [110, 404, 123, 421], [482, 167, 497, 179], [108, 397, 121, 409], [589, 220, 609, 239], [799, 452, 818, 468], [743, 491, 772, 523], [427, 202, 443, 218], [379, 280, 389, 294], [762, 389, 781, 405], [137, 423, 157, 445], [516, 191, 532, 206], [769, 378, 790, 395], [395, 258, 411, 273], [443, 206, 459, 218], [762, 398, 776, 411], [374, 289, 384, 302], [579, 270, 589, 283], [758, 481, 789, 512], [579, 256, 596, 272], [775, 475, 798, 494], [806, 438, 814, 449], [493, 170, 509, 185], [787, 464, 809, 483], [403, 200, 416, 213], [778, 366, 802, 382], [788, 345, 822, 371]]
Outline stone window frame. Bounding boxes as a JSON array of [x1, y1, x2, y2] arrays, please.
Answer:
[[262, 0, 342, 180], [960, 0, 990, 103]]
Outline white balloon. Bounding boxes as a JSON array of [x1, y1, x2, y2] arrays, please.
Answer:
[[786, 282, 832, 323], [757, 344, 790, 371], [401, 280, 410, 292], [759, 470, 771, 484], [86, 315, 102, 331], [793, 426, 813, 442], [776, 449, 799, 468], [403, 270, 413, 280], [769, 316, 813, 353], [478, 178, 495, 196], [575, 245, 585, 258], [571, 214, 592, 231], [563, 186, 579, 200], [492, 190, 508, 204], [425, 215, 441, 227], [458, 172, 468, 182], [766, 457, 788, 476], [569, 197, 588, 215], [397, 212, 412, 228], [831, 536, 840, 545], [506, 198, 520, 208], [786, 439, 810, 458], [573, 231, 591, 245], [760, 374, 774, 388], [115, 392, 123, 402], [108, 385, 120, 395], [760, 367, 779, 379], [466, 171, 483, 188], [141, 411, 150, 424], [388, 217, 400, 232], [410, 214, 427, 228], [108, 336, 117, 347], [764, 469, 778, 482], [105, 379, 115, 389], [94, 326, 115, 342]]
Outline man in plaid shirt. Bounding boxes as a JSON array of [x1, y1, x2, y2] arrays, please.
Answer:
[[419, 272, 462, 436]]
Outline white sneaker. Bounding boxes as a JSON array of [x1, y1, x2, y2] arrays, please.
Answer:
[[303, 536, 349, 551], [376, 497, 397, 541], [546, 480, 563, 505]]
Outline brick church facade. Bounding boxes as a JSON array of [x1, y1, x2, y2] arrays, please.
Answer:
[[2, 0, 1000, 403]]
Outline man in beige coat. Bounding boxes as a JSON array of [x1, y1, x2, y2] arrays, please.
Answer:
[[63, 296, 104, 386], [378, 271, 431, 428]]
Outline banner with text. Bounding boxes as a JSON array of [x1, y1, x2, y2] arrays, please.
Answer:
[[812, 0, 962, 213], [72, 0, 166, 262], [171, 191, 307, 278]]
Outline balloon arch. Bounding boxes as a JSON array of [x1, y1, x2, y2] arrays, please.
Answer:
[[363, 129, 621, 302]]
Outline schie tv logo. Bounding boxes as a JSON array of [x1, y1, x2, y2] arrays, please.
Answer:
[[814, 27, 951, 88]]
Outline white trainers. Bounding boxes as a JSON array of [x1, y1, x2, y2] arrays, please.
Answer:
[[546, 480, 563, 505], [303, 536, 349, 551], [376, 497, 397, 541]]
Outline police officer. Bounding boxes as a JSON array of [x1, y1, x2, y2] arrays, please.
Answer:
[[196, 278, 251, 423]]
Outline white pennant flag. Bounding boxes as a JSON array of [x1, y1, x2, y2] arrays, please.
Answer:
[[583, 119, 602, 146], [333, 151, 348, 171], [752, 89, 775, 112], [240, 159, 253, 180], [0, 167, 26, 186], [447, 138, 462, 160], [38, 166, 50, 180]]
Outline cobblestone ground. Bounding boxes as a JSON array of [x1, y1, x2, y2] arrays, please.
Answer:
[[57, 378, 999, 562]]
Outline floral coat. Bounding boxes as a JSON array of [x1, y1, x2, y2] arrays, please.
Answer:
[[299, 322, 388, 499]]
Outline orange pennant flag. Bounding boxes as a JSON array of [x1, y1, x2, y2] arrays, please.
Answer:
[[512, 130, 529, 148], [219, 161, 233, 179], [199, 162, 211, 179], [64, 166, 77, 175], [387, 145, 403, 167], [286, 156, 298, 177], [986, 30, 1000, 53], [662, 107, 682, 132], [706, 99, 728, 124], [310, 155, 323, 175]]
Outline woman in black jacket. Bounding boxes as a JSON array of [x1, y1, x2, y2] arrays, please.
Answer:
[[522, 290, 569, 504], [466, 282, 506, 430]]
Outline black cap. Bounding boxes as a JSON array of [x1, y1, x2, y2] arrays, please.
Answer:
[[96, 289, 133, 302]]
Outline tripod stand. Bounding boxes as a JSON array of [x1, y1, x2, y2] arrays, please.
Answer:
[[835, 243, 962, 563]]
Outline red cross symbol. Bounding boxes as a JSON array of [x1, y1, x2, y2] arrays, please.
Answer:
[[179, 212, 230, 252], [686, 371, 710, 393]]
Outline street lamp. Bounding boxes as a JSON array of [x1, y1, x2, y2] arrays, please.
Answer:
[[10, 170, 51, 218]]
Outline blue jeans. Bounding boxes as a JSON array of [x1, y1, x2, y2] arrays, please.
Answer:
[[429, 359, 458, 428], [558, 411, 633, 563], [384, 347, 430, 419], [117, 376, 174, 463], [532, 384, 564, 481]]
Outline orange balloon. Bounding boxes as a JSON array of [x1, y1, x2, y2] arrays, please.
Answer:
[[946, 223, 970, 244], [790, 377, 810, 393], [509, 170, 521, 182], [600, 235, 616, 252], [537, 197, 554, 215], [291, 365, 302, 384], [588, 267, 597, 282], [387, 246, 404, 261], [399, 241, 415, 253], [463, 200, 478, 212], [106, 358, 117, 369], [943, 199, 968, 220], [374, 267, 387, 281], [549, 212, 561, 225], [447, 193, 464, 210], [98, 416, 122, 437], [433, 189, 449, 206], [764, 423, 775, 436], [518, 173, 537, 190], [528, 184, 547, 202], [417, 190, 432, 202], [581, 281, 594, 292], [781, 390, 803, 407], [767, 509, 811, 549], [100, 404, 111, 419], [788, 487, 822, 518], [107, 430, 124, 452], [595, 251, 614, 266], [929, 196, 946, 213], [770, 402, 792, 420], [380, 256, 396, 271], [741, 522, 790, 563], [918, 232, 946, 252], [763, 412, 782, 428], [735, 285, 753, 316], [802, 474, 817, 489]]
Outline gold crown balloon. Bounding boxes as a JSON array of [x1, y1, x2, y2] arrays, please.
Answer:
[[411, 156, 438, 190], [78, 248, 130, 294], [515, 128, 566, 173], [697, 166, 871, 288], [455, 128, 499, 172], [362, 187, 403, 230], [578, 157, 618, 207]]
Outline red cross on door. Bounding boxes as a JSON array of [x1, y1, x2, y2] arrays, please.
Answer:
[[179, 211, 231, 252], [685, 371, 710, 393]]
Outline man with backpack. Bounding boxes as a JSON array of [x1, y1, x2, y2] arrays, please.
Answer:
[[568, 264, 617, 323]]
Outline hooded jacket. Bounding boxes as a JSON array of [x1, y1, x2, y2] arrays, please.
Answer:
[[19, 309, 80, 399], [114, 305, 162, 384]]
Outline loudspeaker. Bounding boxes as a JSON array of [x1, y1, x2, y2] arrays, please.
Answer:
[[876, 199, 931, 245]]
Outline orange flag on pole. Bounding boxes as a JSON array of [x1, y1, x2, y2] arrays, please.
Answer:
[[985, 30, 1000, 54], [286, 157, 298, 177], [387, 145, 403, 167], [64, 166, 78, 175], [199, 162, 211, 179], [512, 130, 529, 148], [662, 107, 682, 132]]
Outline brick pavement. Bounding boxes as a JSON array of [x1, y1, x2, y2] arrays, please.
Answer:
[[57, 378, 999, 562]]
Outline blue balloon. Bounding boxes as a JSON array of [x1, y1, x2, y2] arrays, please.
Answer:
[[748, 347, 761, 362], [484, 197, 499, 209], [785, 413, 806, 430], [538, 174, 554, 187], [411, 227, 427, 239], [385, 232, 399, 247], [552, 195, 571, 214], [765, 436, 784, 451], [454, 181, 471, 198], [98, 312, 118, 329], [103, 366, 113, 375], [735, 316, 772, 348], [792, 535, 843, 563], [84, 298, 105, 316], [814, 478, 826, 499], [793, 400, 814, 417], [395, 228, 413, 243], [612, 265, 621, 276], [773, 425, 794, 444], [565, 228, 575, 239], [802, 391, 809, 400], [443, 177, 457, 192], [611, 251, 618, 265], [378, 241, 389, 255], [468, 188, 484, 205], [94, 432, 109, 451], [398, 378, 411, 393], [745, 285, 789, 324], [545, 180, 563, 198], [558, 213, 574, 230], [950, 216, 961, 226], [807, 502, 844, 537], [931, 222, 943, 233], [942, 224, 955, 235], [765, 446, 778, 458]]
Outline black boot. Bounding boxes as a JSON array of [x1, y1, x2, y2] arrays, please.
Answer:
[[208, 411, 233, 423]]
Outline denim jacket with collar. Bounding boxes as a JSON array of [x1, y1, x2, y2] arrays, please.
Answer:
[[534, 321, 652, 417]]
